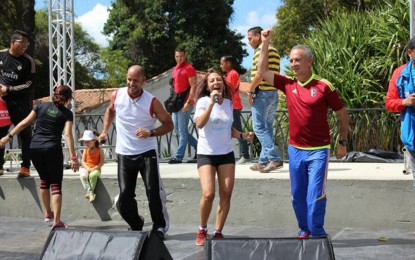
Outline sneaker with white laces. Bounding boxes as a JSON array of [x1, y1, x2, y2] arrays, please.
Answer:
[[297, 230, 311, 239], [44, 212, 54, 222], [196, 229, 208, 246]]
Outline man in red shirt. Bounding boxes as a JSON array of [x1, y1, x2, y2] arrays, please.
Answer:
[[258, 29, 350, 239], [168, 48, 198, 164], [220, 55, 250, 163]]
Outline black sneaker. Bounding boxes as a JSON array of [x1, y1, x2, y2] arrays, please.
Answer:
[[128, 215, 144, 231], [153, 230, 165, 241], [168, 158, 182, 164], [138, 215, 144, 231]]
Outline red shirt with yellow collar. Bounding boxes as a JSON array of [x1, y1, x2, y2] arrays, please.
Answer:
[[273, 73, 345, 148]]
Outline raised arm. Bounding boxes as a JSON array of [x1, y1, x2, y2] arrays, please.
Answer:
[[257, 29, 277, 85]]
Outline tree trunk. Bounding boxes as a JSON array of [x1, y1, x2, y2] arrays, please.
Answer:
[[21, 0, 36, 55], [357, 0, 366, 11]]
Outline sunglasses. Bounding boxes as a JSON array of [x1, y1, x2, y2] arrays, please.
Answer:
[[14, 40, 30, 46]]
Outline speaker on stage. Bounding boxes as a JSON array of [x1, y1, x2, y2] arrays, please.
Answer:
[[205, 237, 335, 260], [40, 229, 172, 260]]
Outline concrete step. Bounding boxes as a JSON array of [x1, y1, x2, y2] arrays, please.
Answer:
[[0, 162, 413, 230]]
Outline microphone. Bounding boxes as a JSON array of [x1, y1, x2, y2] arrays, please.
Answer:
[[214, 94, 219, 103]]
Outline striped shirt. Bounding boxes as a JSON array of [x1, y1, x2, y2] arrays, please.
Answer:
[[251, 44, 280, 91]]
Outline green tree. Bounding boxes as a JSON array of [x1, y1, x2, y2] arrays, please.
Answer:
[[273, 0, 386, 57], [103, 0, 247, 78], [100, 49, 130, 87], [0, 0, 36, 55], [306, 0, 409, 109], [34, 10, 104, 98]]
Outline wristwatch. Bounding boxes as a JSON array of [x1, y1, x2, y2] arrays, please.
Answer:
[[247, 91, 256, 97], [338, 139, 348, 146], [150, 129, 156, 137]]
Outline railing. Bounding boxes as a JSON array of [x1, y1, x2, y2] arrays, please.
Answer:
[[6, 108, 402, 162]]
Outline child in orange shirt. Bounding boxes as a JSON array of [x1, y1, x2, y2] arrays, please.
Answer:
[[79, 130, 104, 203]]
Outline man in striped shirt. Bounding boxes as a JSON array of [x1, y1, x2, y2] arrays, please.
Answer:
[[246, 26, 283, 173]]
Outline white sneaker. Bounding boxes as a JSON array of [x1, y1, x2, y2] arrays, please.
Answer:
[[236, 157, 249, 164]]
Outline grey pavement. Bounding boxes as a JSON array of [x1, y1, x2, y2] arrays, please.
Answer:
[[0, 217, 415, 259], [1, 160, 415, 259]]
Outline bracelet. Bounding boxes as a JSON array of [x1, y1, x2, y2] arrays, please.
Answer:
[[186, 100, 192, 104], [240, 133, 244, 140], [150, 129, 156, 137], [7, 133, 13, 139], [71, 156, 78, 161]]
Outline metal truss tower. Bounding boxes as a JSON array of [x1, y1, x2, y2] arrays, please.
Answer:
[[48, 0, 75, 102], [48, 0, 76, 139]]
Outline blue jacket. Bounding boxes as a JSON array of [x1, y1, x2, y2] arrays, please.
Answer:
[[397, 59, 415, 151]]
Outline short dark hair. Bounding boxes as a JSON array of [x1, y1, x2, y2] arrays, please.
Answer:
[[248, 26, 263, 35], [175, 48, 186, 53], [11, 30, 29, 41], [53, 85, 73, 107], [406, 37, 415, 50], [221, 55, 235, 67]]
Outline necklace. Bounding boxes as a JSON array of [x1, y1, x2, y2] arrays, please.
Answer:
[[129, 90, 143, 104], [131, 96, 141, 104]]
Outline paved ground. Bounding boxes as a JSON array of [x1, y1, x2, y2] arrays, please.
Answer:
[[1, 161, 415, 259], [0, 216, 415, 260]]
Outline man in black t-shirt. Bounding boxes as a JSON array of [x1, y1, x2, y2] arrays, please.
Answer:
[[0, 30, 36, 177]]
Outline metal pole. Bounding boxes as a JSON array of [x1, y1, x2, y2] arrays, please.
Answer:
[[411, 0, 415, 38], [69, 0, 76, 140]]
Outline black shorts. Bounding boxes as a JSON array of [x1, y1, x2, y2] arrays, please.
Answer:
[[197, 152, 235, 169], [30, 147, 64, 184]]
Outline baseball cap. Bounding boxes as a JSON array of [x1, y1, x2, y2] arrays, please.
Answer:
[[79, 130, 97, 141]]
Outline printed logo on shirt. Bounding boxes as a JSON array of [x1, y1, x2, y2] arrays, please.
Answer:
[[47, 108, 58, 118], [17, 65, 22, 71], [1, 70, 18, 80], [311, 88, 317, 97], [292, 88, 298, 94]]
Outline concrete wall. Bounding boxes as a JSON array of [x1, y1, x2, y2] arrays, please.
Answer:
[[1, 176, 414, 230]]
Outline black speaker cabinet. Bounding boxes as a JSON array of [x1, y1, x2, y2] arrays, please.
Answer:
[[205, 237, 335, 260], [40, 229, 172, 260]]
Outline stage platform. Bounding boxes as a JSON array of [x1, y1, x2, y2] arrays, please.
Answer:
[[0, 161, 415, 259]]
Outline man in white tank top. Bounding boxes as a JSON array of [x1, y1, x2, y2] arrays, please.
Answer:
[[99, 65, 173, 240]]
